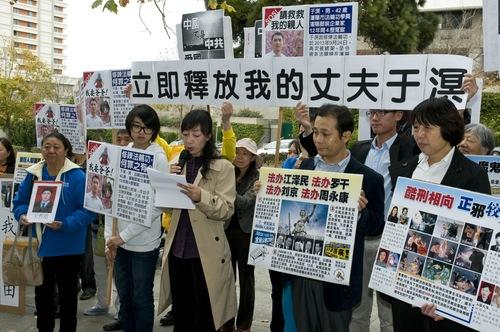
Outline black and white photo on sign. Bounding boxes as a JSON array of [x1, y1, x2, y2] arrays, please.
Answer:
[[181, 9, 225, 60]]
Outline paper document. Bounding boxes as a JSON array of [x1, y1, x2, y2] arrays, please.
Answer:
[[147, 168, 195, 210]]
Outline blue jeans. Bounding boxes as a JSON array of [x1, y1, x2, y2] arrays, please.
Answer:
[[114, 247, 159, 332]]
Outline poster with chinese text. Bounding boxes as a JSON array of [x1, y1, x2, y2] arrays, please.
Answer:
[[130, 54, 472, 110], [248, 167, 362, 285], [369, 178, 500, 331], [82, 71, 112, 129], [12, 152, 43, 209], [0, 207, 22, 313], [85, 141, 156, 227], [468, 155, 500, 197], [110, 69, 133, 128], [180, 10, 232, 60], [35, 103, 59, 148]]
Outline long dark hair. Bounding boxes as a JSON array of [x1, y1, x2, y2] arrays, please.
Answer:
[[0, 137, 16, 172], [181, 110, 219, 178]]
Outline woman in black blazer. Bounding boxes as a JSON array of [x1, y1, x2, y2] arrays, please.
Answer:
[[389, 97, 490, 332]]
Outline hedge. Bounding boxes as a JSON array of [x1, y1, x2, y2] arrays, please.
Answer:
[[480, 92, 500, 145]]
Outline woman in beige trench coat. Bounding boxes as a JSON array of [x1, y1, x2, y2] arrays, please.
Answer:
[[158, 109, 237, 331]]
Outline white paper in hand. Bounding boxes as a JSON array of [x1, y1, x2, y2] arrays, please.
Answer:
[[146, 168, 195, 210]]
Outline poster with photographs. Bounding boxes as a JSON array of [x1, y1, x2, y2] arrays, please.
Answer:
[[82, 71, 112, 129], [262, 2, 358, 58], [12, 152, 43, 209], [0, 176, 13, 209], [0, 207, 23, 313], [248, 167, 362, 285], [34, 103, 85, 154], [468, 155, 500, 197], [369, 177, 500, 331], [26, 181, 62, 223], [179, 9, 233, 60], [35, 103, 59, 148], [85, 141, 156, 227]]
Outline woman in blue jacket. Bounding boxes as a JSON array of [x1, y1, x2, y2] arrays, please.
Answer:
[[13, 132, 95, 332]]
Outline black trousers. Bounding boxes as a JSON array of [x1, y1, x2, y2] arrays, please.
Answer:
[[269, 270, 284, 332], [392, 298, 475, 332], [225, 227, 255, 330], [169, 254, 216, 332], [79, 225, 96, 292], [35, 255, 81, 332]]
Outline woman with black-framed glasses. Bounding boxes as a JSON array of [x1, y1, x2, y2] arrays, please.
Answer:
[[104, 104, 169, 332]]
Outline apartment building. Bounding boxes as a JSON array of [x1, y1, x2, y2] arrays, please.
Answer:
[[0, 0, 67, 75]]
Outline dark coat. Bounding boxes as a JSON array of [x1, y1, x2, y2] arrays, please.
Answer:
[[297, 155, 385, 312], [388, 148, 491, 195]]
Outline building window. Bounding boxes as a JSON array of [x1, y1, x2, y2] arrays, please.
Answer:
[[14, 42, 37, 50], [54, 48, 63, 54], [54, 6, 63, 12], [13, 19, 37, 28], [54, 16, 63, 23], [54, 37, 63, 44], [13, 30, 36, 39], [13, 8, 37, 17], [54, 58, 63, 65], [441, 11, 473, 30], [53, 69, 63, 75], [54, 27, 63, 33], [18, 0, 38, 5]]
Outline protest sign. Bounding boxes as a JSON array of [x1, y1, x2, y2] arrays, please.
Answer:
[[130, 54, 472, 110], [248, 167, 362, 285], [0, 208, 24, 314], [262, 2, 358, 58], [468, 155, 500, 197], [84, 141, 156, 227], [26, 181, 62, 224], [35, 103, 86, 154], [12, 153, 42, 209], [0, 177, 13, 209], [178, 9, 233, 60], [369, 178, 500, 331], [483, 0, 500, 72]]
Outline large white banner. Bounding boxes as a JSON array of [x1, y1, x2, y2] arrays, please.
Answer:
[[248, 167, 362, 285], [130, 54, 472, 110], [369, 178, 500, 331], [483, 0, 500, 72]]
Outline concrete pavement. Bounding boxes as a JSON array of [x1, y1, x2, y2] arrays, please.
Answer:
[[0, 266, 382, 331]]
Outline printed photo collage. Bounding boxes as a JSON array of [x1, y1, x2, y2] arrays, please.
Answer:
[[378, 204, 500, 308], [272, 200, 328, 256]]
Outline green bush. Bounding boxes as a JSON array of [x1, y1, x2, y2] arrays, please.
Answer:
[[220, 123, 265, 145], [261, 152, 288, 167], [236, 108, 263, 118], [87, 129, 113, 143], [160, 115, 181, 128], [9, 118, 36, 151], [480, 92, 500, 145]]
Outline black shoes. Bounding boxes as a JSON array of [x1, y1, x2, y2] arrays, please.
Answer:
[[79, 288, 96, 300], [159, 310, 174, 326], [102, 319, 123, 331]]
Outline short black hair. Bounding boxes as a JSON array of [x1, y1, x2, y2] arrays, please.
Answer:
[[411, 97, 464, 147], [41, 132, 73, 158], [0, 137, 16, 170], [272, 31, 284, 40], [125, 104, 160, 141], [495, 232, 500, 239], [314, 104, 354, 136], [41, 188, 53, 194]]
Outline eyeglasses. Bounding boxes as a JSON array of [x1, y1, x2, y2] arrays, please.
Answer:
[[131, 124, 153, 135], [366, 110, 390, 118]]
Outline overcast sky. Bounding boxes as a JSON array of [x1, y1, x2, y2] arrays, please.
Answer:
[[65, 0, 204, 78]]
